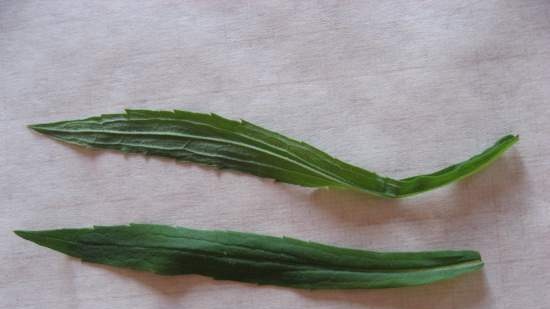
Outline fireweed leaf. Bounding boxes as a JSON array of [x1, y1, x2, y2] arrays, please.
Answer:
[[15, 224, 483, 289], [30, 110, 518, 198]]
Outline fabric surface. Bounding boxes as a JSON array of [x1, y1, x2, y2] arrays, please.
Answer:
[[1, 1, 549, 308]]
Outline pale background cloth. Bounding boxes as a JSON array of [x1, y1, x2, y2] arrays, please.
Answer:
[[1, 1, 549, 308]]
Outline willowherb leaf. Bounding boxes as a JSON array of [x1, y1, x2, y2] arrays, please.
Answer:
[[15, 224, 483, 289], [29, 109, 518, 198]]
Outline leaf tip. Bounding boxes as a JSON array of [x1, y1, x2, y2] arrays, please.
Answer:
[[27, 123, 47, 133], [507, 134, 519, 143], [505, 134, 520, 147], [14, 230, 37, 241]]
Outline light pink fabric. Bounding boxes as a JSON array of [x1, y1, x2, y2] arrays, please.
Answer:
[[2, 1, 549, 308]]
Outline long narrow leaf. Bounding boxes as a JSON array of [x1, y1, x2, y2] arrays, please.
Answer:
[[29, 110, 518, 197], [15, 224, 483, 289]]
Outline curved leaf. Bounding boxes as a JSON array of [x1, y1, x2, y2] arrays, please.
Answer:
[[29, 110, 518, 197], [15, 224, 483, 289]]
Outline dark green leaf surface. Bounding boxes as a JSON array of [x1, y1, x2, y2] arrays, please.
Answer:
[[15, 224, 483, 289], [29, 110, 518, 197]]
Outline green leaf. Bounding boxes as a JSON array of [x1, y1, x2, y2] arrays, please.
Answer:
[[15, 224, 483, 289], [29, 110, 518, 198]]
